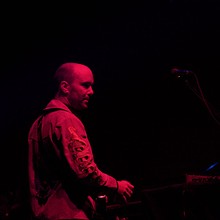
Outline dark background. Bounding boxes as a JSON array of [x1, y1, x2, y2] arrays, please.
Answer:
[[1, 0, 220, 204]]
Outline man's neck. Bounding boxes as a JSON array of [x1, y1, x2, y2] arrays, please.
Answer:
[[54, 95, 82, 118]]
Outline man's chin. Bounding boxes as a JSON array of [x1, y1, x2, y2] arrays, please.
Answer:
[[71, 104, 88, 111], [81, 104, 89, 110]]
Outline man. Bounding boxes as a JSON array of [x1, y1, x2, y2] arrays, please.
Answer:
[[28, 62, 134, 220]]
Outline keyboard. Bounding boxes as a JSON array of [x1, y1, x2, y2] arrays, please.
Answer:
[[186, 174, 220, 185]]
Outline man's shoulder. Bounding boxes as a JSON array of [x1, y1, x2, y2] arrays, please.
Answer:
[[45, 108, 83, 126], [43, 99, 71, 113]]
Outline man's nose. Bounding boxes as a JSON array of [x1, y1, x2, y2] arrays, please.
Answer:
[[88, 86, 94, 95]]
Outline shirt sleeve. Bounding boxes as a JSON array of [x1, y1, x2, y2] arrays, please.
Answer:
[[55, 118, 118, 191]]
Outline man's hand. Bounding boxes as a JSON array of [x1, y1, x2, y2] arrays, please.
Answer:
[[117, 180, 134, 203]]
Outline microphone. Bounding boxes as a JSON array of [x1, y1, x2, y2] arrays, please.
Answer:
[[171, 68, 194, 76]]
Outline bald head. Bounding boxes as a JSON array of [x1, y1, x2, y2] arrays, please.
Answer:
[[53, 63, 92, 89], [53, 62, 94, 110]]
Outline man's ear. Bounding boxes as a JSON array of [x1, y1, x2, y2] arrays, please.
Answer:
[[60, 81, 70, 94]]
